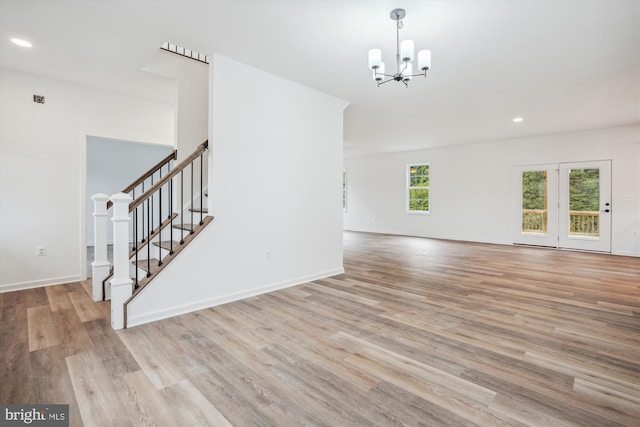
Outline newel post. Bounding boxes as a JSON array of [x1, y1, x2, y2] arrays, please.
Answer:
[[110, 192, 133, 330], [91, 193, 111, 301]]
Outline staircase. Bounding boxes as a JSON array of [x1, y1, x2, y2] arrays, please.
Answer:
[[91, 140, 213, 329]]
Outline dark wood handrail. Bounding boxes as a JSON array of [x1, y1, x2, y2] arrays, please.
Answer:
[[123, 150, 177, 194], [106, 149, 177, 209], [129, 140, 208, 213]]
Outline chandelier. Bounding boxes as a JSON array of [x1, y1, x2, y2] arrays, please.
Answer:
[[368, 8, 431, 87]]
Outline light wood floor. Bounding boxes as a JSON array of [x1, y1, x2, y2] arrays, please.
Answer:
[[1, 232, 639, 426]]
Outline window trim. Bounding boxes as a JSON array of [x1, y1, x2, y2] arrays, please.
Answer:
[[406, 163, 430, 214]]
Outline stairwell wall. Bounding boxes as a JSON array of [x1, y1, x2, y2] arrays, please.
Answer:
[[142, 50, 208, 165], [127, 55, 349, 326], [142, 50, 209, 214], [0, 68, 175, 292]]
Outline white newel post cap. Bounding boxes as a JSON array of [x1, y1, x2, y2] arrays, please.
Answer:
[[110, 192, 132, 203], [110, 192, 132, 219], [91, 193, 109, 202], [91, 193, 110, 215]]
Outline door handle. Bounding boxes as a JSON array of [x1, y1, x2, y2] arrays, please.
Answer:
[[601, 209, 610, 213]]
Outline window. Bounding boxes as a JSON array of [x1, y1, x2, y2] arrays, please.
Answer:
[[342, 170, 347, 212], [407, 164, 429, 213]]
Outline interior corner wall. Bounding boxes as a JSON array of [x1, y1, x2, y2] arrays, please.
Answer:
[[0, 68, 175, 292], [126, 55, 349, 326], [344, 124, 640, 257]]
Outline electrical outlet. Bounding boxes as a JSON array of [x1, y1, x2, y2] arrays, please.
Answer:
[[265, 250, 271, 260], [36, 246, 46, 256]]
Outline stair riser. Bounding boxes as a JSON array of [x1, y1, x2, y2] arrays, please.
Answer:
[[133, 265, 152, 281], [175, 213, 208, 226], [179, 192, 208, 217], [130, 263, 145, 279], [133, 246, 165, 263]]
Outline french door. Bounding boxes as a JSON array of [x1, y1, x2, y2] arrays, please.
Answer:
[[513, 160, 611, 252]]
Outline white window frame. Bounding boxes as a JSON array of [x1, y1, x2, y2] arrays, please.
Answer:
[[406, 163, 430, 214]]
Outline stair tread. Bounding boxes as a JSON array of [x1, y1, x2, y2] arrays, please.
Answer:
[[129, 213, 178, 257], [152, 240, 181, 250], [135, 258, 161, 274], [172, 220, 213, 231]]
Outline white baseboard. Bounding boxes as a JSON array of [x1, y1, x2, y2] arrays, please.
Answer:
[[0, 275, 83, 293], [126, 267, 345, 328], [611, 250, 640, 258], [343, 227, 509, 246], [344, 227, 640, 257]]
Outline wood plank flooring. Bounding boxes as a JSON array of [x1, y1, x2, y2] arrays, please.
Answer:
[[1, 231, 639, 426]]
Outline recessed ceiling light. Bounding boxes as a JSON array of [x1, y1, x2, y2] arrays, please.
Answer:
[[11, 38, 32, 48], [512, 117, 524, 123]]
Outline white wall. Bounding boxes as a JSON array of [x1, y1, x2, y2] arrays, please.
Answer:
[[344, 124, 640, 257], [143, 50, 208, 160], [127, 55, 348, 326], [0, 68, 175, 291]]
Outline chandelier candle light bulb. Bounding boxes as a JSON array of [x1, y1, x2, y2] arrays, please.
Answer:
[[368, 48, 382, 69], [418, 50, 431, 71], [403, 62, 413, 81], [401, 40, 414, 62], [368, 8, 431, 87]]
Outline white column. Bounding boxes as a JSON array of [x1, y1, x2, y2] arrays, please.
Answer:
[[110, 192, 133, 330], [91, 193, 111, 301]]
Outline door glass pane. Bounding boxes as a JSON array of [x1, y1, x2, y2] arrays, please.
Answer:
[[522, 171, 547, 234], [568, 168, 599, 237]]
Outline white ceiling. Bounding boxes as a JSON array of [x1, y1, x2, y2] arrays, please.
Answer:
[[1, 0, 639, 157]]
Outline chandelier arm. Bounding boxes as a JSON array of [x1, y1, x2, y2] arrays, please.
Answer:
[[377, 77, 396, 86]]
